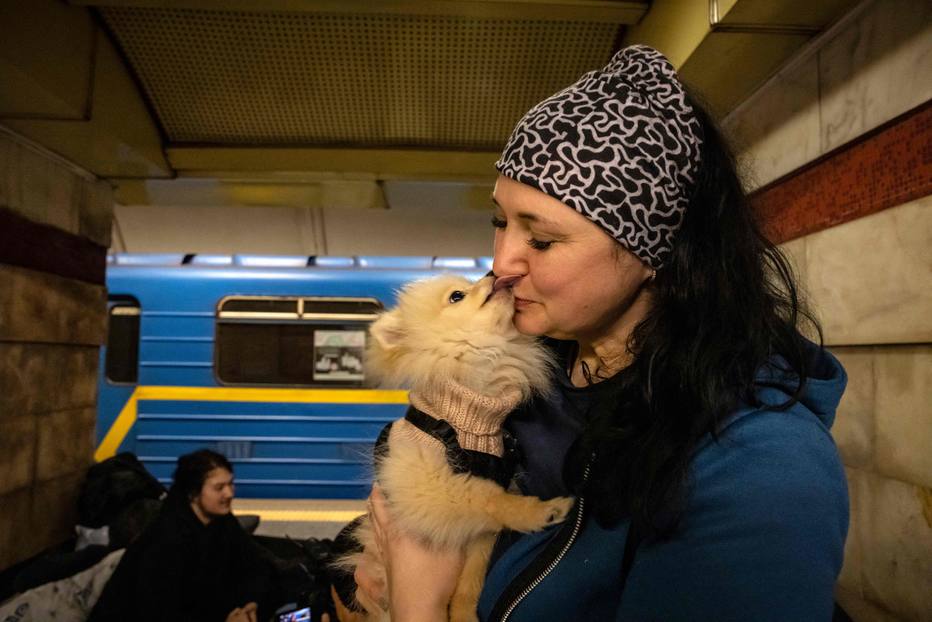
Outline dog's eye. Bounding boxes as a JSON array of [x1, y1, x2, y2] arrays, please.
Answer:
[[448, 290, 466, 304]]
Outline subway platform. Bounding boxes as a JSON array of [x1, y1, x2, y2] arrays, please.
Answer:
[[233, 499, 368, 540]]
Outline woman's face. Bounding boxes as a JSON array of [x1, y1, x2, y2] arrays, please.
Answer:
[[192, 467, 234, 521], [491, 175, 653, 342]]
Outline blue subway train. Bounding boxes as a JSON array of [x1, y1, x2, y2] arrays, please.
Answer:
[[96, 253, 491, 499]]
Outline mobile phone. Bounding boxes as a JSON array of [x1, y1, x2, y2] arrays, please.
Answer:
[[276, 607, 311, 622]]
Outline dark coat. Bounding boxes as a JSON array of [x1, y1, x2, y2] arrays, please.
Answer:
[[89, 492, 273, 622]]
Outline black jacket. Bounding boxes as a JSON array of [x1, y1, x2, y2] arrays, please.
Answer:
[[89, 493, 272, 622]]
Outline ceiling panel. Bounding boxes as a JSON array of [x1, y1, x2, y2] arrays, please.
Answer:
[[99, 6, 622, 149]]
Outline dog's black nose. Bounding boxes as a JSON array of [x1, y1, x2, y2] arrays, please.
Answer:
[[484, 270, 495, 278]]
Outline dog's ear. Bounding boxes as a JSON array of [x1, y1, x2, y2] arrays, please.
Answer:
[[369, 310, 405, 351]]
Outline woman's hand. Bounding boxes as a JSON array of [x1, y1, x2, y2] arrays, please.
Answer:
[[226, 603, 331, 622], [357, 485, 466, 622]]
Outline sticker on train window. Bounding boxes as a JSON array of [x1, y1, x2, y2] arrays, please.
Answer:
[[313, 330, 366, 381]]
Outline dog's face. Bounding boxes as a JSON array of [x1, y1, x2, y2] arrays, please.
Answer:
[[371, 274, 516, 350], [366, 274, 548, 393], [424, 273, 517, 333]]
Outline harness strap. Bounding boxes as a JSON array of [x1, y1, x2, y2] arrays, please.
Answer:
[[403, 406, 516, 488]]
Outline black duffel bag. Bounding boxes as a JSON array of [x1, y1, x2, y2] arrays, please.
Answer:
[[78, 452, 166, 529]]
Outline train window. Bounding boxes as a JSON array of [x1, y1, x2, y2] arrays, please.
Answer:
[[106, 302, 141, 384], [301, 299, 382, 320], [217, 298, 299, 318], [215, 296, 382, 386]]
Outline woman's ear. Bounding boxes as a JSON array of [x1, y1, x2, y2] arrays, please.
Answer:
[[369, 311, 404, 352]]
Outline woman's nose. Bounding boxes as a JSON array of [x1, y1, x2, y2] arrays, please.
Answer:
[[492, 231, 526, 278]]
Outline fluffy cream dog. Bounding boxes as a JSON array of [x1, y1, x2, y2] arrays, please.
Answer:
[[345, 273, 574, 622]]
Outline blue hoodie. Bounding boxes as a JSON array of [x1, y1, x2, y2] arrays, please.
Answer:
[[478, 344, 849, 621]]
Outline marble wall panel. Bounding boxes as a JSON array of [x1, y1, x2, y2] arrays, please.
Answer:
[[0, 133, 14, 210], [15, 140, 54, 225], [0, 487, 33, 570], [803, 196, 932, 346], [79, 179, 114, 248], [0, 415, 36, 496], [855, 469, 932, 620], [0, 264, 106, 345], [27, 471, 83, 562], [837, 466, 864, 593], [0, 472, 84, 570], [16, 138, 85, 234], [726, 0, 932, 193], [829, 347, 875, 468], [776, 237, 825, 342], [723, 53, 821, 191], [34, 407, 95, 482], [777, 237, 809, 291], [42, 156, 82, 234], [873, 345, 932, 489], [0, 133, 108, 240], [0, 343, 99, 419], [819, 0, 932, 153]]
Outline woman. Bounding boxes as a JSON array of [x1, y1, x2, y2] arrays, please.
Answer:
[[89, 450, 273, 622], [360, 45, 848, 621]]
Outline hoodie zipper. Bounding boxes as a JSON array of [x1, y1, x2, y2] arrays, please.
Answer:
[[493, 461, 591, 622]]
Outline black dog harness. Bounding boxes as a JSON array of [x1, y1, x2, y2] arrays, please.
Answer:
[[374, 406, 518, 488]]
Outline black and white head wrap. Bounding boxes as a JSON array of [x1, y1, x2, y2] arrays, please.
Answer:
[[496, 45, 703, 270]]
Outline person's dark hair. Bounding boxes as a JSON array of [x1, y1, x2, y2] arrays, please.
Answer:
[[564, 90, 822, 537], [170, 449, 233, 501]]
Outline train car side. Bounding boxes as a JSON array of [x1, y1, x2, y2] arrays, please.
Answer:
[[97, 255, 489, 498]]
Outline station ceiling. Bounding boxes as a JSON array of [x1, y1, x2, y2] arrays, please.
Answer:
[[1, 0, 858, 209]]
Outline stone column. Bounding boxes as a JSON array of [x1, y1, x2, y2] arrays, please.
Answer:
[[0, 130, 111, 571]]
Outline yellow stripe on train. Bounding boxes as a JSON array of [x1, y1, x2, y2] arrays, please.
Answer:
[[94, 386, 410, 462]]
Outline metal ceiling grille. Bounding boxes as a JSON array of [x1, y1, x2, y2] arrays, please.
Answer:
[[99, 7, 618, 149]]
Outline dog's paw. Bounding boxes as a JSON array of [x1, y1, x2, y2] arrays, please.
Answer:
[[542, 495, 574, 526], [501, 495, 575, 532]]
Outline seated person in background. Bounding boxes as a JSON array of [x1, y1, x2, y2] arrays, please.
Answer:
[[89, 449, 273, 622]]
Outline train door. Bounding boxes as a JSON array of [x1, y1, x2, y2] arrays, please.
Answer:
[[96, 297, 140, 454]]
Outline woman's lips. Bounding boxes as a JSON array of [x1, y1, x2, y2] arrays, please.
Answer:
[[490, 275, 533, 308]]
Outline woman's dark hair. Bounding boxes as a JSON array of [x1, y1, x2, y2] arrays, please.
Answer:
[[565, 91, 822, 537], [170, 449, 233, 501]]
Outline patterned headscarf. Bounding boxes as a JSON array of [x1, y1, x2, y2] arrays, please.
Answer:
[[496, 45, 702, 270]]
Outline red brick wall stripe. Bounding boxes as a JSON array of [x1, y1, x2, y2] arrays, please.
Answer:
[[0, 207, 106, 286], [751, 99, 932, 244]]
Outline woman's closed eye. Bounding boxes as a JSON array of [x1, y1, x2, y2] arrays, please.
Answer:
[[492, 214, 554, 250]]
